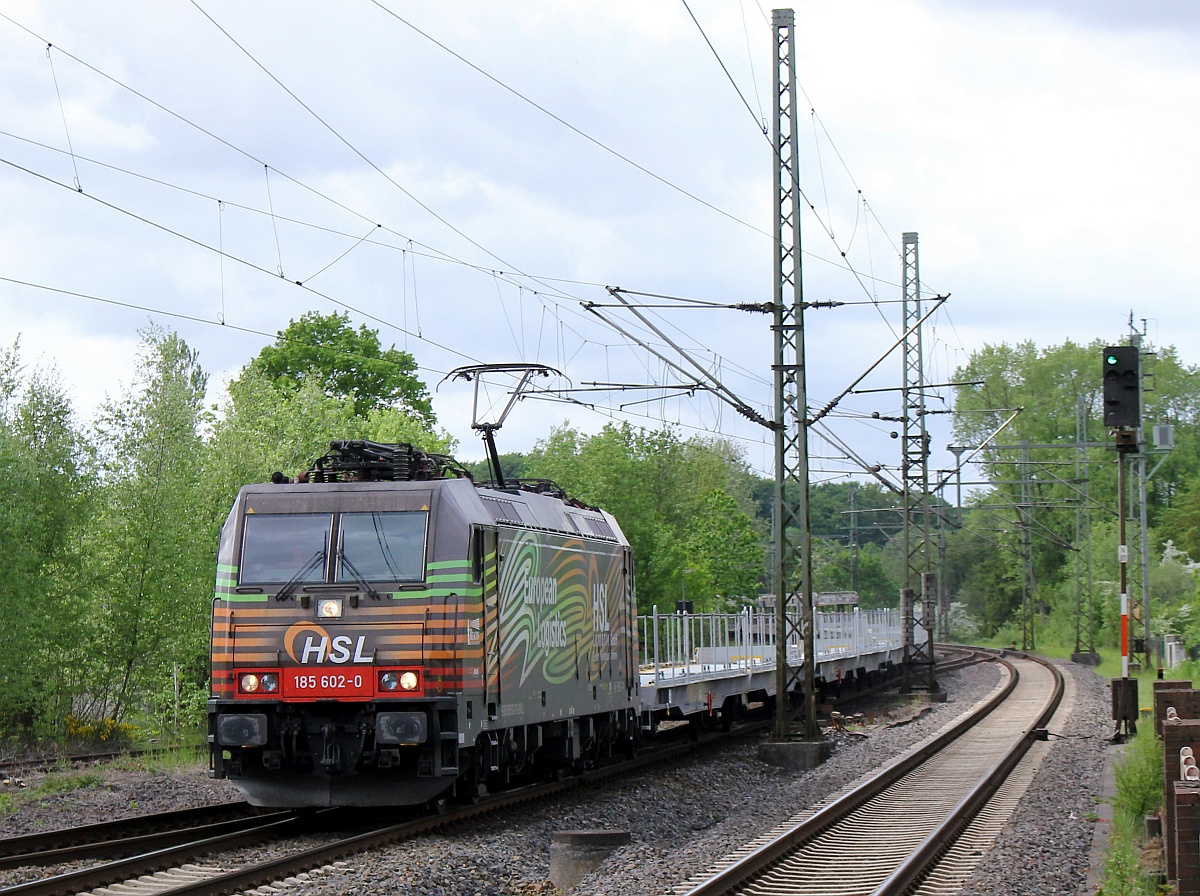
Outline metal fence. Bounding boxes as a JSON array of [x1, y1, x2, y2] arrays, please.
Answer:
[[639, 605, 901, 682]]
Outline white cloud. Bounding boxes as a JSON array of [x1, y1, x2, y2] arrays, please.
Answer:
[[0, 0, 1194, 480]]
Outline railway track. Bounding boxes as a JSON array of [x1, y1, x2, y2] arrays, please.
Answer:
[[673, 651, 1063, 896], [0, 654, 1011, 896], [0, 802, 265, 869], [0, 717, 769, 896]]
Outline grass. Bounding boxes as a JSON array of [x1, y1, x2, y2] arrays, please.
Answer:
[[0, 769, 110, 817], [1098, 726, 1165, 895], [34, 771, 107, 796], [108, 743, 207, 775], [986, 635, 1194, 708]]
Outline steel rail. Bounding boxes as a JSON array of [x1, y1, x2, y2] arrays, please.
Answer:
[[0, 801, 253, 864], [0, 811, 322, 896], [677, 652, 1059, 896], [125, 723, 777, 896], [873, 654, 1064, 896], [0, 717, 756, 896], [0, 669, 986, 896], [0, 809, 292, 870]]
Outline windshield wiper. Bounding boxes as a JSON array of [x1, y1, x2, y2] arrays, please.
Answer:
[[274, 550, 326, 602], [337, 550, 384, 601]]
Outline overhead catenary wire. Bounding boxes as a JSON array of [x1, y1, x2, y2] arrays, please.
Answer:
[[0, 154, 478, 367], [45, 43, 81, 192], [4, 146, 779, 450], [0, 7, 948, 481], [190, 1, 540, 287], [367, 0, 773, 242], [681, 0, 767, 136], [190, 0, 771, 388]]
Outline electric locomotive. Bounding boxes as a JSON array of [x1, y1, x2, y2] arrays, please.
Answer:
[[208, 440, 639, 807]]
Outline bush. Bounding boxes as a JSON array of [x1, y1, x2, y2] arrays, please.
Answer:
[[64, 715, 138, 748]]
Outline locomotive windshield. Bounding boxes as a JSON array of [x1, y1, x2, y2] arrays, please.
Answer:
[[240, 513, 331, 584], [336, 511, 426, 583], [239, 510, 428, 586]]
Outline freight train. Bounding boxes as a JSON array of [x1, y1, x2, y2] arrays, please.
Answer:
[[208, 440, 640, 808]]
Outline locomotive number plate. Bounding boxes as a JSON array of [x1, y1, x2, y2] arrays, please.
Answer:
[[282, 666, 373, 699]]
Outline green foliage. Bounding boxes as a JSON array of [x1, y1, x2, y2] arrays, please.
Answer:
[[204, 368, 452, 520], [1097, 726, 1164, 896], [87, 327, 212, 730], [1163, 481, 1200, 561], [0, 320, 447, 746], [0, 341, 94, 737], [949, 337, 1200, 644], [0, 769, 105, 816], [809, 482, 900, 549], [458, 451, 532, 483], [249, 310, 434, 424], [1112, 728, 1163, 820], [64, 715, 137, 746], [526, 423, 766, 612], [682, 490, 764, 609], [1098, 810, 1158, 896], [32, 771, 107, 798]]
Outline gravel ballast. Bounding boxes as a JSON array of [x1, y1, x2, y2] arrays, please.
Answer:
[[0, 660, 1114, 896]]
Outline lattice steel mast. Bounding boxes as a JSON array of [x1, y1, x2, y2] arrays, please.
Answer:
[[900, 232, 937, 693], [771, 8, 818, 742]]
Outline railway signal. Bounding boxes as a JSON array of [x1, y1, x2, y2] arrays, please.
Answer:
[[1102, 345, 1140, 429], [1102, 343, 1141, 735]]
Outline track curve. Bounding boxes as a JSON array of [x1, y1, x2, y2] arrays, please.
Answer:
[[675, 652, 1063, 896]]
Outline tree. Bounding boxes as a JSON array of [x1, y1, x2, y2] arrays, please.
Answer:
[[248, 311, 434, 424], [205, 365, 453, 512], [682, 490, 764, 609], [88, 327, 211, 731], [526, 423, 766, 613], [0, 343, 93, 737], [949, 337, 1200, 642]]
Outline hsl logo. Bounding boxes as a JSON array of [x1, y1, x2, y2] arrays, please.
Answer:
[[284, 623, 371, 665]]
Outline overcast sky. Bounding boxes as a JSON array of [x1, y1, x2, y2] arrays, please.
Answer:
[[1, 1, 1195, 485]]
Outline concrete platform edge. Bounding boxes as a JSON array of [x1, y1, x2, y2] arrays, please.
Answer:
[[1083, 740, 1123, 895]]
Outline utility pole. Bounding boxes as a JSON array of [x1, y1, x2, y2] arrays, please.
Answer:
[[849, 484, 860, 595], [1071, 395, 1099, 664], [769, 7, 820, 750], [1129, 324, 1153, 672], [1018, 443, 1036, 651], [899, 232, 938, 695]]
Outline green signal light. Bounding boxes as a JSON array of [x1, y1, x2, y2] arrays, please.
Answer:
[[1105, 354, 1119, 365]]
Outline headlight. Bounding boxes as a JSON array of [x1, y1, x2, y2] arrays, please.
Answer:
[[239, 672, 279, 694], [378, 670, 420, 692], [317, 597, 343, 619]]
